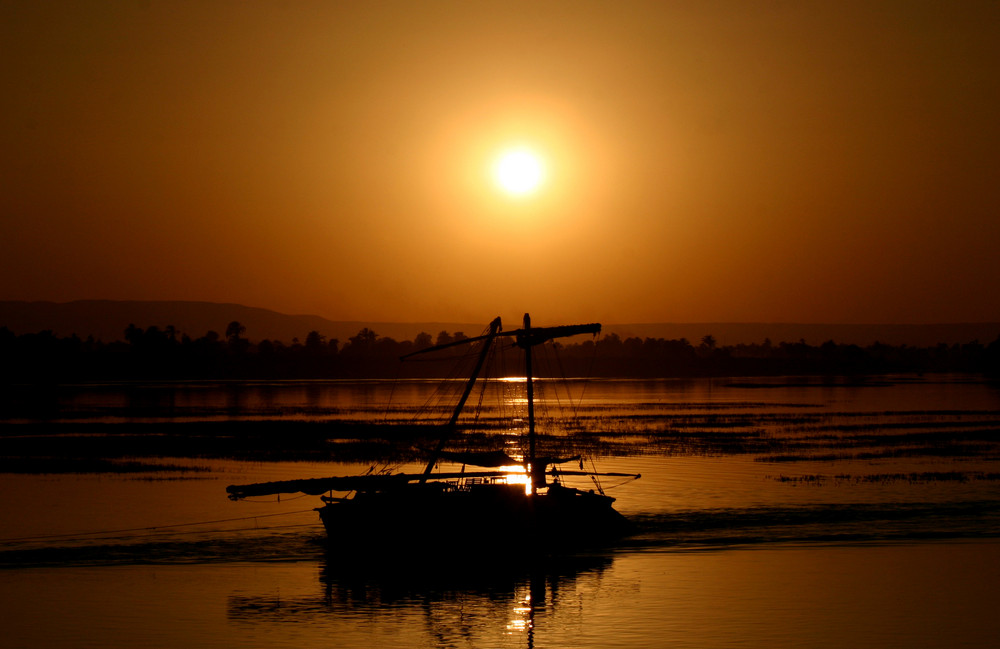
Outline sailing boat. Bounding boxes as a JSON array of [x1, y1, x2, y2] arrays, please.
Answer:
[[226, 314, 640, 551]]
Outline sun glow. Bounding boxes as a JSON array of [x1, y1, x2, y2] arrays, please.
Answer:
[[493, 148, 546, 197]]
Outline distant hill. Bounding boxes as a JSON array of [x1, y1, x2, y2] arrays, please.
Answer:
[[1, 300, 997, 347], [0, 300, 482, 345]]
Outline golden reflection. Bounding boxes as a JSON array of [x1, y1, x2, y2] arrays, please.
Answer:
[[506, 591, 534, 633], [497, 463, 531, 495]]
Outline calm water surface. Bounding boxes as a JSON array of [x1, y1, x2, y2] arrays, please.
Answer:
[[2, 375, 999, 647]]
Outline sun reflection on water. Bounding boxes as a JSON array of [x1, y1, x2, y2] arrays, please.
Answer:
[[506, 592, 534, 634], [496, 464, 532, 495]]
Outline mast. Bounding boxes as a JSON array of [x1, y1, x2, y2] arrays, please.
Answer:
[[513, 314, 602, 496], [403, 314, 600, 486], [223, 314, 644, 512], [419, 316, 502, 481]]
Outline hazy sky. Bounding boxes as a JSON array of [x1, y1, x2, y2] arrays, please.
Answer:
[[3, 1, 998, 325]]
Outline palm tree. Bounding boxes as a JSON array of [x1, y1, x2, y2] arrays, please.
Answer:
[[225, 321, 246, 343]]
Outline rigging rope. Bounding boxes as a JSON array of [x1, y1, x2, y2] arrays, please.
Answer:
[[469, 338, 498, 433], [579, 330, 601, 408], [381, 355, 404, 424]]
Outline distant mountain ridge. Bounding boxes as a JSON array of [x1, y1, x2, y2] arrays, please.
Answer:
[[1, 300, 998, 347], [0, 300, 484, 346]]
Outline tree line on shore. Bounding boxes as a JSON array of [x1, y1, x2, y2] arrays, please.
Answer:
[[2, 321, 999, 383]]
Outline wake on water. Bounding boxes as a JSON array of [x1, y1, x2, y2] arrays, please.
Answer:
[[5, 500, 1000, 569]]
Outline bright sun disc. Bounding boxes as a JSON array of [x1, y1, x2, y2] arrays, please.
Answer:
[[493, 148, 545, 196]]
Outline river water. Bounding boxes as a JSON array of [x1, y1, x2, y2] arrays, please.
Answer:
[[2, 375, 999, 647]]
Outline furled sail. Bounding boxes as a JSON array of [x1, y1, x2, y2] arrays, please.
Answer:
[[435, 450, 518, 467], [226, 470, 512, 500]]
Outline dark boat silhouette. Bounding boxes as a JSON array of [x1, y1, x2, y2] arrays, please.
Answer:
[[226, 314, 640, 552]]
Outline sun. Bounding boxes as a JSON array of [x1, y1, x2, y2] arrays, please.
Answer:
[[493, 147, 546, 197]]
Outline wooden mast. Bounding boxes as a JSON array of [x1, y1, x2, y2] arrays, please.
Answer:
[[514, 314, 604, 495], [224, 316, 637, 502], [403, 314, 600, 487], [419, 316, 502, 482]]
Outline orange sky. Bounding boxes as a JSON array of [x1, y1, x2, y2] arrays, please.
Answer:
[[2, 1, 998, 325]]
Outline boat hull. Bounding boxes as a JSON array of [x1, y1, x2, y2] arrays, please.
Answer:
[[316, 482, 631, 553]]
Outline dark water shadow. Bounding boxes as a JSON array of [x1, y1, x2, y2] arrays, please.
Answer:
[[227, 547, 618, 648]]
